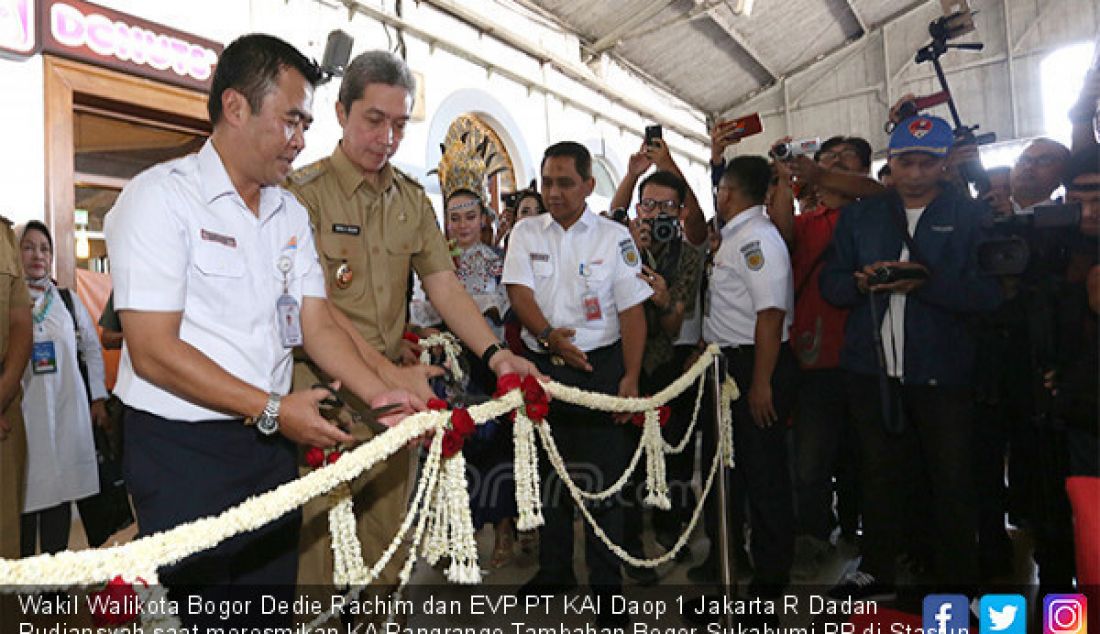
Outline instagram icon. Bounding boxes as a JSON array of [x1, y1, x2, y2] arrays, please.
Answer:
[[1045, 594, 1088, 634]]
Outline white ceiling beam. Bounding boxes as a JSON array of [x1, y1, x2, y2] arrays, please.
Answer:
[[706, 3, 779, 81], [341, 0, 713, 154], [844, 0, 868, 33], [717, 0, 930, 115], [584, 0, 679, 58]]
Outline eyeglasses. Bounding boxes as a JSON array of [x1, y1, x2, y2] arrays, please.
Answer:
[[636, 199, 682, 213], [1016, 154, 1063, 169], [818, 149, 861, 162]]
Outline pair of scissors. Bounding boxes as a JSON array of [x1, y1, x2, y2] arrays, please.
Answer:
[[313, 383, 402, 435]]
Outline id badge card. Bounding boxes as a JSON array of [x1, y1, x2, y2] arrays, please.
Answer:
[[32, 341, 58, 375], [277, 294, 303, 348], [582, 290, 603, 322]]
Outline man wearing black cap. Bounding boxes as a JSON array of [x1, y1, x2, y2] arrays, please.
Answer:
[[821, 115, 1002, 596]]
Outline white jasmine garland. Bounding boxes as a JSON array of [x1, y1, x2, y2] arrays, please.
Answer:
[[328, 483, 361, 586], [0, 347, 732, 620], [642, 409, 671, 510], [512, 410, 544, 530], [418, 332, 466, 384]]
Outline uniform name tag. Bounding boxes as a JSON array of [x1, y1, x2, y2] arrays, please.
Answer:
[[277, 294, 303, 348], [32, 341, 57, 375], [332, 223, 361, 236], [530, 253, 549, 262], [200, 229, 237, 248]]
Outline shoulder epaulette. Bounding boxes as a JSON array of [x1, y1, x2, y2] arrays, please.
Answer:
[[289, 160, 328, 187], [393, 167, 424, 192]]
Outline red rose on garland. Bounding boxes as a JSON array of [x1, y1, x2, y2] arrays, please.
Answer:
[[305, 447, 325, 468], [525, 402, 549, 422], [441, 430, 464, 458], [494, 373, 522, 398], [451, 408, 476, 437], [326, 450, 343, 464], [402, 331, 420, 344], [89, 575, 145, 627], [658, 406, 671, 427], [522, 375, 547, 404], [427, 398, 449, 411]]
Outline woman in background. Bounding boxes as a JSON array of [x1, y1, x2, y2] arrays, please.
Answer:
[[18, 221, 108, 555]]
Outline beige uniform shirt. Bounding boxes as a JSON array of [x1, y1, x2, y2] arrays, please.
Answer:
[[0, 218, 30, 355], [288, 144, 454, 361]]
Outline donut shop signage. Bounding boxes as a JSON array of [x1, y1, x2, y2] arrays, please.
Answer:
[[0, 0, 222, 91]]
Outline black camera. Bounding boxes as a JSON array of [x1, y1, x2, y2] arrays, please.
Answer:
[[610, 207, 630, 226], [977, 203, 1086, 277], [646, 213, 681, 243], [868, 265, 929, 287], [502, 191, 519, 210]]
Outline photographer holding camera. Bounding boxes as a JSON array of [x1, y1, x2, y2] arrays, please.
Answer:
[[1052, 152, 1100, 606], [821, 114, 1002, 596], [610, 141, 705, 580], [767, 135, 879, 577]]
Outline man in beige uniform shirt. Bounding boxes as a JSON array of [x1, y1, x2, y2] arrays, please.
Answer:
[[288, 50, 538, 592], [0, 214, 33, 628]]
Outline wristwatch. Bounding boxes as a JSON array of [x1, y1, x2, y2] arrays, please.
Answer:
[[254, 393, 282, 436], [536, 326, 554, 351], [481, 341, 507, 368]]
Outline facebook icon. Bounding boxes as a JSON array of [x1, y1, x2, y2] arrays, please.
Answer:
[[924, 595, 971, 634]]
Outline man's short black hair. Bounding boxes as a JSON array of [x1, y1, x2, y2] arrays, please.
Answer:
[[818, 135, 873, 170], [207, 34, 322, 125], [877, 163, 891, 180], [638, 170, 687, 205], [542, 142, 592, 181], [1064, 148, 1100, 189], [720, 156, 771, 204]]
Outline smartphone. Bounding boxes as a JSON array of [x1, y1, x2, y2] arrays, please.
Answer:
[[644, 124, 662, 146], [722, 113, 763, 142]]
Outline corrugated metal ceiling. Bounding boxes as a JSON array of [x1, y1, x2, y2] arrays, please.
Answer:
[[529, 0, 928, 114]]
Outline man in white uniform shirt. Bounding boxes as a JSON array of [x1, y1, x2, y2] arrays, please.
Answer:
[[703, 155, 797, 601], [104, 35, 416, 630], [502, 142, 650, 624]]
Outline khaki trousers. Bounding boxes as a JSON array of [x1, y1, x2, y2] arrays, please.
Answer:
[[292, 362, 413, 596], [0, 394, 25, 629]]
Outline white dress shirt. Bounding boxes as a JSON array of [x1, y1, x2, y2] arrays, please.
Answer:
[[105, 140, 326, 422], [502, 207, 652, 352], [703, 205, 793, 347]]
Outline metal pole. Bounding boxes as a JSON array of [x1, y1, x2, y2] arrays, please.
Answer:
[[710, 353, 733, 628]]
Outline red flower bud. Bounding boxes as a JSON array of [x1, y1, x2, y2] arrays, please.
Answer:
[[427, 398, 449, 411], [522, 375, 547, 404], [305, 447, 325, 468], [631, 412, 646, 427], [494, 373, 522, 397], [451, 408, 476, 437], [326, 450, 343, 464], [441, 430, 464, 458], [658, 406, 671, 427], [89, 575, 143, 627], [402, 331, 420, 343], [525, 402, 549, 421]]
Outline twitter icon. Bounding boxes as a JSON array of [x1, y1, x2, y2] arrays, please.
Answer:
[[981, 594, 1027, 634]]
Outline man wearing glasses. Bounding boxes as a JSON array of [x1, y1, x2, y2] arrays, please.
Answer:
[[609, 157, 704, 582], [767, 135, 877, 578]]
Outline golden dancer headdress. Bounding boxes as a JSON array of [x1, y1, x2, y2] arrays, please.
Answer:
[[431, 125, 510, 205]]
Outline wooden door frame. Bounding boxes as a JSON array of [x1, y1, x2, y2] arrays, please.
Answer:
[[43, 55, 209, 287]]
